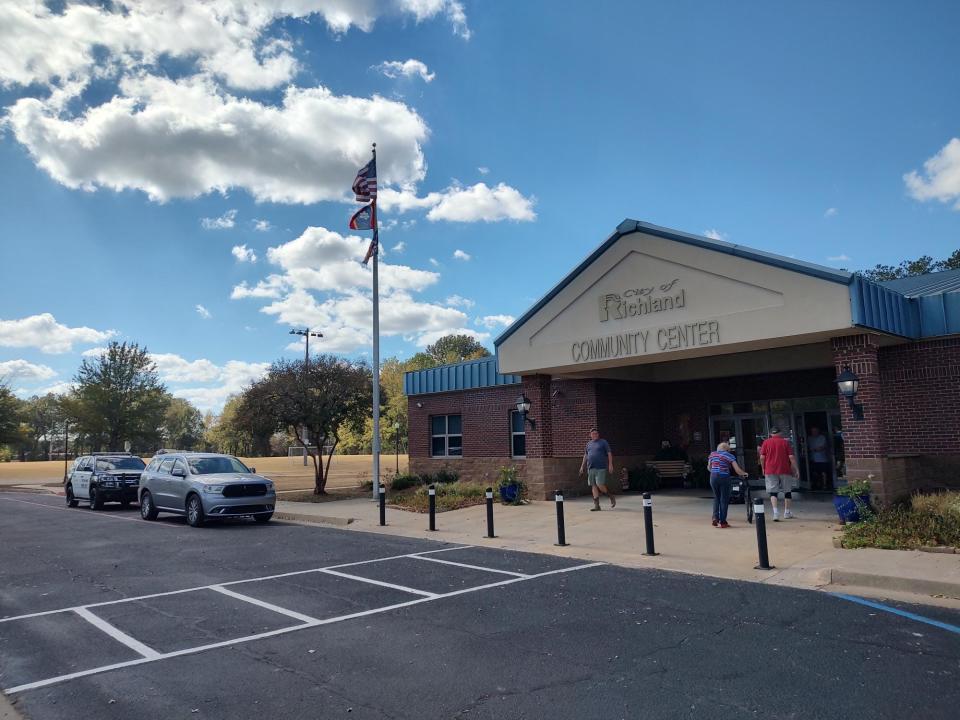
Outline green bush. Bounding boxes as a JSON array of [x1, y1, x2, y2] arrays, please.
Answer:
[[392, 481, 487, 512], [390, 473, 421, 492], [841, 491, 960, 549], [836, 478, 872, 498], [627, 465, 660, 492], [431, 468, 460, 485], [390, 469, 460, 491]]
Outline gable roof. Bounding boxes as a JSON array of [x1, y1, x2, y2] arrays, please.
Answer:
[[494, 219, 852, 347]]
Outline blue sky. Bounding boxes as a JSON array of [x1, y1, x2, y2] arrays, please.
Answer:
[[1, 1, 959, 410]]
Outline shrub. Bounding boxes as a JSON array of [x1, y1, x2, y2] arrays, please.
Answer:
[[431, 468, 460, 485], [841, 491, 960, 550], [392, 481, 487, 512], [496, 466, 526, 505], [391, 473, 421, 492]]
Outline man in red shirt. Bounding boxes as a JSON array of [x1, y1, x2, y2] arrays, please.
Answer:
[[759, 427, 800, 521]]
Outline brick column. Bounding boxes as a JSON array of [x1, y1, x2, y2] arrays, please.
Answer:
[[831, 334, 899, 502]]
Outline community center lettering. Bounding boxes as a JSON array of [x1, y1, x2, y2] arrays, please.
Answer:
[[600, 278, 685, 322], [571, 321, 721, 363]]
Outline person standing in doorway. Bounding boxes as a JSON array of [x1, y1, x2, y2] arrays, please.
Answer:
[[759, 427, 800, 521], [708, 442, 748, 528], [579, 428, 615, 511], [807, 426, 832, 491]]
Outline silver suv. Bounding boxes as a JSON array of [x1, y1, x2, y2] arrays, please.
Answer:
[[139, 452, 276, 527]]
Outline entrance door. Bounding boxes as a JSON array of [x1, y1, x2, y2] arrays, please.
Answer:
[[709, 415, 767, 478], [798, 411, 833, 491]]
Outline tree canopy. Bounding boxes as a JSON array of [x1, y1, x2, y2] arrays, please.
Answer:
[[423, 334, 491, 365], [860, 249, 960, 282]]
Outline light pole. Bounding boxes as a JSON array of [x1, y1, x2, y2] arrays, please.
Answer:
[[394, 421, 400, 474], [62, 420, 69, 483], [289, 328, 323, 465]]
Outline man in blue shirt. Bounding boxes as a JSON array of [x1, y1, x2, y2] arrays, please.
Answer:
[[579, 427, 615, 511]]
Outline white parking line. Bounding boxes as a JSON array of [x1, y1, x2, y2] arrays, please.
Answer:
[[316, 568, 438, 598], [409, 554, 530, 577], [0, 495, 178, 528], [73, 607, 161, 660], [209, 585, 319, 624], [3, 561, 604, 695]]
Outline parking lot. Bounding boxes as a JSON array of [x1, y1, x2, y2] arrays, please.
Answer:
[[1, 491, 959, 720]]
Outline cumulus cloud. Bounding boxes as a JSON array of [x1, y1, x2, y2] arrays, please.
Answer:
[[31, 381, 76, 397], [703, 229, 727, 241], [453, 249, 471, 261], [392, 241, 406, 253], [232, 244, 258, 263], [445, 295, 475, 308], [150, 353, 221, 383], [476, 314, 515, 329], [478, 166, 489, 175], [253, 219, 272, 232], [81, 347, 109, 358], [0, 359, 57, 382], [202, 209, 237, 229], [149, 353, 270, 411], [379, 183, 536, 222], [375, 59, 435, 82], [827, 254, 851, 263], [0, 313, 115, 354], [904, 138, 960, 210], [195, 304, 212, 320]]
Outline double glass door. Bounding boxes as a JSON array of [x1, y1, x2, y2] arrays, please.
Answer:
[[709, 414, 768, 478]]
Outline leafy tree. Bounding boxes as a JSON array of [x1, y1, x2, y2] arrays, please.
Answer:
[[203, 396, 252, 456], [424, 334, 491, 365], [0, 382, 23, 448], [860, 250, 960, 282], [22, 394, 62, 459], [70, 342, 170, 452], [162, 397, 205, 450], [240, 357, 371, 494]]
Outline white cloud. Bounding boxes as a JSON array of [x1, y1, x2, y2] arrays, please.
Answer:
[[377, 182, 536, 223], [195, 304, 212, 320], [0, 359, 57, 382], [150, 354, 222, 383], [374, 59, 435, 82], [827, 254, 851, 263], [445, 295, 475, 308], [392, 241, 406, 253], [824, 207, 839, 218], [478, 166, 489, 175], [429, 257, 440, 267], [0, 313, 115, 354], [231, 275, 288, 300], [476, 314, 515, 329], [154, 355, 270, 412], [232, 244, 258, 263], [201, 209, 237, 230], [81, 347, 109, 358], [453, 249, 471, 261], [904, 138, 960, 210], [31, 381, 76, 397], [253, 219, 272, 232], [703, 229, 727, 241]]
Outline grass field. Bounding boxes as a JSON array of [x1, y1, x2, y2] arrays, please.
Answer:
[[0, 454, 408, 493]]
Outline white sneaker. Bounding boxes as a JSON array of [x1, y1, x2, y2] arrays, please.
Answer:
[[784, 510, 794, 519], [772, 508, 780, 522]]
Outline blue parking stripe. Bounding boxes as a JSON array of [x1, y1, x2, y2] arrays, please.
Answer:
[[830, 593, 960, 635]]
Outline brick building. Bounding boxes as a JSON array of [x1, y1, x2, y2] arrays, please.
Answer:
[[405, 220, 960, 503]]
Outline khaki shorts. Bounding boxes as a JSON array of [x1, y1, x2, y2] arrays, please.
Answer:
[[765, 474, 794, 495], [586, 468, 609, 487]]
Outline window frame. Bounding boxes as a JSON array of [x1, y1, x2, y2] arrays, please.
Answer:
[[430, 414, 463, 458], [510, 410, 526, 459]]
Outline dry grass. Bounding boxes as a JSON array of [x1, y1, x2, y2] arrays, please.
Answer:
[[0, 454, 408, 492]]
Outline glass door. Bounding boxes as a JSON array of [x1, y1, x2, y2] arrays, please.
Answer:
[[709, 415, 767, 478]]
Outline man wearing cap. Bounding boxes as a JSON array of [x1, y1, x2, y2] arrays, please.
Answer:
[[759, 427, 800, 521], [579, 427, 615, 511]]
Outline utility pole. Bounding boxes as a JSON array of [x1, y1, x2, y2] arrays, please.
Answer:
[[289, 328, 322, 465]]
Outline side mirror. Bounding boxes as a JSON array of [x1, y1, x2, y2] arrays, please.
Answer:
[[250, 467, 256, 474], [172, 468, 186, 478]]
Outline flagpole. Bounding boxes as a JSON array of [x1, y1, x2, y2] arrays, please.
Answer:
[[371, 143, 382, 500]]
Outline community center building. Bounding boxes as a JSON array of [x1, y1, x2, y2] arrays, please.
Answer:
[[404, 220, 960, 503]]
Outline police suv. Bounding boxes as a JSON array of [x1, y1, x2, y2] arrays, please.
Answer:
[[66, 453, 146, 510]]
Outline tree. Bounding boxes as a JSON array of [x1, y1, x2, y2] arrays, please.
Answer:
[[162, 397, 205, 450], [203, 396, 252, 456], [22, 394, 62, 460], [860, 250, 960, 282], [240, 357, 371, 494], [424, 334, 491, 365], [71, 342, 170, 452], [0, 382, 23, 448]]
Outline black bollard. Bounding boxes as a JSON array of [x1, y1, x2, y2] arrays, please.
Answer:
[[378, 484, 386, 526], [554, 489, 569, 546], [753, 498, 774, 569], [428, 484, 437, 531], [485, 487, 496, 538], [642, 492, 659, 556]]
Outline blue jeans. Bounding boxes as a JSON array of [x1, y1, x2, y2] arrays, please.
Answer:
[[710, 473, 732, 523]]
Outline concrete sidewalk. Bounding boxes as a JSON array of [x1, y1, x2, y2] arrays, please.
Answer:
[[276, 490, 960, 608]]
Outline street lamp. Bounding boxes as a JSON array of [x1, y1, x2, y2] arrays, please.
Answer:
[[289, 328, 323, 371], [835, 364, 864, 420], [394, 421, 401, 474], [516, 392, 535, 428]]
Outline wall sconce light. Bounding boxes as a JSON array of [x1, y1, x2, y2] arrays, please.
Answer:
[[835, 364, 864, 420], [416, 402, 423, 408], [516, 392, 536, 428]]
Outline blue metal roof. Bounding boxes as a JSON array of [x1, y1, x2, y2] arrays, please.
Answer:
[[879, 268, 960, 297], [404, 356, 521, 397], [494, 219, 852, 347]]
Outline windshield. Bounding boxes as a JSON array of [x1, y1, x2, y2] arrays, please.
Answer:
[[96, 457, 146, 471], [187, 456, 251, 475]]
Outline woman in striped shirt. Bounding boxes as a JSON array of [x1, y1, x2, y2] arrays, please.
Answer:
[[708, 442, 748, 528]]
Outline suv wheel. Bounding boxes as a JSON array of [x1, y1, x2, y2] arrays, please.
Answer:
[[186, 494, 205, 528], [140, 490, 159, 521], [89, 486, 103, 511], [65, 485, 78, 508]]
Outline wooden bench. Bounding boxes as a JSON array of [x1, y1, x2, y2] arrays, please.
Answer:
[[645, 460, 691, 482]]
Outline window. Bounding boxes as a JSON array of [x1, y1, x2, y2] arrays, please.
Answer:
[[188, 456, 251, 474], [158, 458, 175, 474], [173, 459, 188, 476], [96, 456, 146, 471], [510, 411, 526, 458], [431, 415, 462, 457]]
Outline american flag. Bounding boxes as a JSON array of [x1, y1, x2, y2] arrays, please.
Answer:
[[362, 233, 378, 265], [352, 157, 377, 202]]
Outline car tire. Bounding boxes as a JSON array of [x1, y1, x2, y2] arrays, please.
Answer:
[[140, 490, 159, 521], [254, 513, 273, 524], [186, 494, 205, 528], [65, 485, 78, 508], [89, 486, 103, 511]]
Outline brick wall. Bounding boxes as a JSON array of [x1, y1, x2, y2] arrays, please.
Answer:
[[407, 385, 520, 460]]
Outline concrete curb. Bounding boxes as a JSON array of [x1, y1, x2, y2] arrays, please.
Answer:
[[827, 569, 960, 599], [0, 691, 23, 720], [274, 511, 354, 527]]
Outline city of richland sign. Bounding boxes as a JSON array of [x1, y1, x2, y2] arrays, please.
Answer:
[[570, 278, 722, 363]]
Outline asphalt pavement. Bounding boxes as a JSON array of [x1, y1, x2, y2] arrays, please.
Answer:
[[0, 491, 958, 720]]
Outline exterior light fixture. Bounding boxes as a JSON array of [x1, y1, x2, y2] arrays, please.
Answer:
[[516, 393, 536, 428], [835, 364, 864, 420]]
